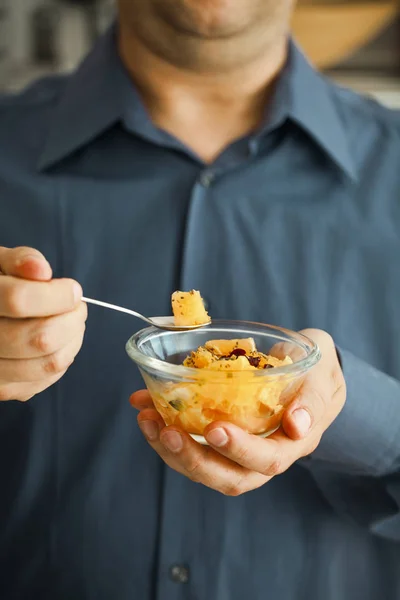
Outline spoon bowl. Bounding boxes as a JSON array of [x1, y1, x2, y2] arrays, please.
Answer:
[[81, 297, 211, 331]]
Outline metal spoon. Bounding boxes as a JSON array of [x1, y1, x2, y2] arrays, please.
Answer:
[[81, 297, 211, 331]]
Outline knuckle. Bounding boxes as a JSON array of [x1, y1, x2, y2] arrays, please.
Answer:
[[310, 386, 328, 415], [305, 436, 322, 456], [331, 365, 345, 395], [184, 456, 204, 482], [223, 486, 242, 497], [261, 453, 283, 477], [235, 444, 251, 465], [263, 461, 282, 477], [3, 284, 27, 316], [75, 331, 85, 353], [14, 246, 34, 254], [43, 351, 69, 376], [222, 477, 246, 497], [14, 247, 43, 263], [72, 307, 87, 333], [17, 394, 35, 403], [81, 302, 88, 321], [301, 328, 335, 352], [320, 330, 334, 347], [31, 329, 55, 355]]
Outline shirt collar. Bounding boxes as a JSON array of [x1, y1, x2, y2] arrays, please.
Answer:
[[275, 42, 357, 181], [38, 25, 135, 170], [38, 29, 357, 181]]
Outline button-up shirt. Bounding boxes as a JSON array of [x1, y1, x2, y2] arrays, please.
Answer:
[[1, 25, 400, 600]]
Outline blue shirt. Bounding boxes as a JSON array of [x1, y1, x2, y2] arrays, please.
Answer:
[[1, 25, 400, 600]]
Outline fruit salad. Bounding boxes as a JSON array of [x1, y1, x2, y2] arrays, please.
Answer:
[[142, 295, 296, 435]]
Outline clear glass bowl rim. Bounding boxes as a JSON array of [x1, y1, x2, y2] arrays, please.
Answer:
[[126, 320, 321, 380]]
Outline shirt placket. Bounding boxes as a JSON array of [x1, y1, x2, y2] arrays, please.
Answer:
[[154, 172, 221, 600]]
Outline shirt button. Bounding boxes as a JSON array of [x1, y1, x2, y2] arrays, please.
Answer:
[[169, 564, 190, 584], [199, 170, 215, 187]]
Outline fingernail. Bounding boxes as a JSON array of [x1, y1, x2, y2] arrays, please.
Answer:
[[206, 427, 228, 447], [291, 409, 311, 437], [73, 282, 83, 303], [139, 420, 159, 441], [161, 431, 183, 453]]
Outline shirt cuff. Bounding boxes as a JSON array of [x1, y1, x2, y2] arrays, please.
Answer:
[[308, 347, 400, 477]]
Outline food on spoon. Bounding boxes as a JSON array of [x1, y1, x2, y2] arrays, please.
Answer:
[[171, 290, 210, 326]]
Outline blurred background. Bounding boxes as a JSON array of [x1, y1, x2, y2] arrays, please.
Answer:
[[0, 0, 400, 107]]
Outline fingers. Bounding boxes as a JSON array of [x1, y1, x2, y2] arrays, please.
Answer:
[[0, 301, 88, 359], [0, 370, 68, 402], [137, 409, 267, 496], [0, 329, 85, 383], [0, 276, 82, 318], [204, 422, 319, 475], [0, 247, 86, 403], [129, 389, 155, 410], [206, 423, 286, 475], [282, 378, 327, 440], [0, 246, 52, 281]]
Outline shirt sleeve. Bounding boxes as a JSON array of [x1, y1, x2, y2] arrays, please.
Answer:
[[302, 347, 400, 542]]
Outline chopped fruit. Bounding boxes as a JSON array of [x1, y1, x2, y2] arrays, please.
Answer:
[[183, 347, 216, 369], [171, 290, 210, 326], [184, 338, 291, 372], [142, 336, 296, 436], [204, 338, 256, 356]]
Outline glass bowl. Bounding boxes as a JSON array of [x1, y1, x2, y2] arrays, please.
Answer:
[[126, 321, 321, 444]]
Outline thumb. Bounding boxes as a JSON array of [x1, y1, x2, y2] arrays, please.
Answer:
[[282, 329, 346, 441], [0, 246, 52, 281], [281, 374, 328, 441]]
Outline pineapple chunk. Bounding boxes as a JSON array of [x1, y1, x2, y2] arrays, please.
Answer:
[[204, 338, 256, 357], [172, 290, 210, 326], [183, 348, 216, 368]]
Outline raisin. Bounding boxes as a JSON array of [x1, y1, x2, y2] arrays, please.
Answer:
[[229, 348, 246, 357], [248, 356, 261, 368], [263, 364, 274, 369]]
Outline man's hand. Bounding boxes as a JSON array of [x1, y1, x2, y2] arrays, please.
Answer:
[[130, 329, 346, 495], [0, 246, 87, 402]]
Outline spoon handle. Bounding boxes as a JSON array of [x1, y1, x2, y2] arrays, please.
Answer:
[[81, 297, 148, 323]]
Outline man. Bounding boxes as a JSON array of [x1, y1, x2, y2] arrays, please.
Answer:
[[0, 1, 399, 599]]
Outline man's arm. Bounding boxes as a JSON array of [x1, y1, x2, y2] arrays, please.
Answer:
[[303, 348, 400, 542]]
